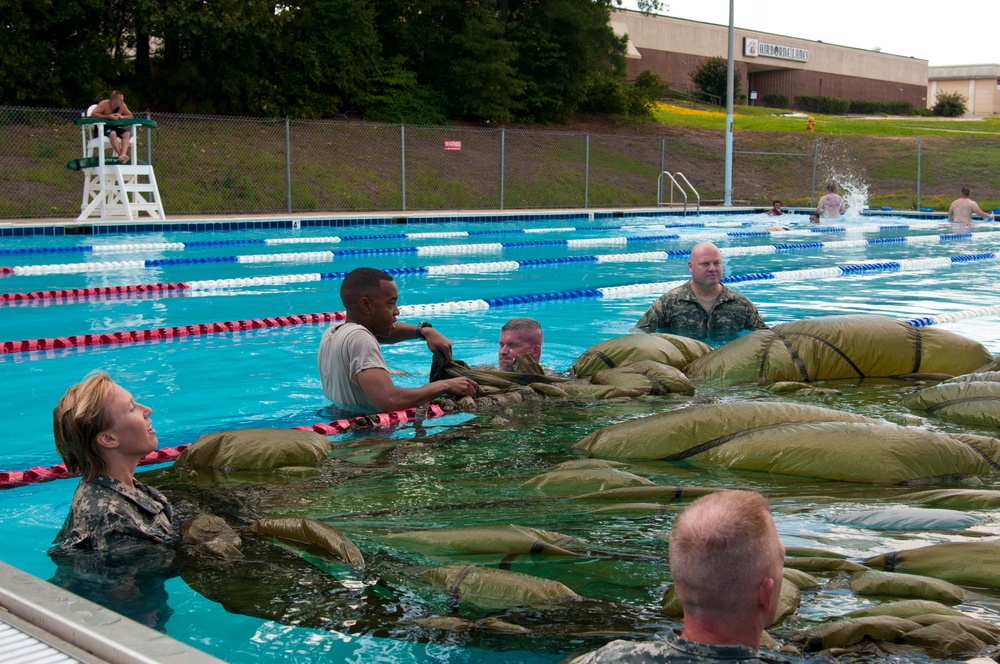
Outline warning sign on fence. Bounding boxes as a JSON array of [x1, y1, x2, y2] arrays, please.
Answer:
[[444, 141, 462, 151]]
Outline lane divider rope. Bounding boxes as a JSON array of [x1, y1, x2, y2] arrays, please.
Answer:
[[4, 232, 997, 304], [6, 223, 989, 276]]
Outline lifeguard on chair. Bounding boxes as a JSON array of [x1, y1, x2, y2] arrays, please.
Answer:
[[69, 91, 165, 222]]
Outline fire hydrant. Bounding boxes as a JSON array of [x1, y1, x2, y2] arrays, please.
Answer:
[[806, 116, 815, 132]]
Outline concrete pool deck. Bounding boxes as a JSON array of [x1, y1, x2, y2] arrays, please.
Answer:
[[0, 561, 224, 663]]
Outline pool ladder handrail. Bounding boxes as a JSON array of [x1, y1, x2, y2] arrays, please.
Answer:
[[657, 171, 701, 215]]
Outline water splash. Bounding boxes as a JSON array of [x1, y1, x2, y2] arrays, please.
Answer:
[[835, 173, 869, 222]]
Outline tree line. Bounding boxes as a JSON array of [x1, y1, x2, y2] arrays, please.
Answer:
[[1, 0, 664, 123]]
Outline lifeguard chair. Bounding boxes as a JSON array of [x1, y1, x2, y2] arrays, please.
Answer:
[[70, 107, 165, 221]]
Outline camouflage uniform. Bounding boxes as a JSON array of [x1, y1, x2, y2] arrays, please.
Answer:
[[571, 631, 788, 663], [49, 475, 177, 553], [635, 281, 767, 338]]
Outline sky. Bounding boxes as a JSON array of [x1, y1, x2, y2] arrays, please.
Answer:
[[620, 0, 999, 67]]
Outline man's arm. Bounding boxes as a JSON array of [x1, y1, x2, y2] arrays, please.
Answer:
[[381, 323, 454, 362], [973, 203, 994, 220], [117, 102, 133, 119], [948, 201, 957, 222], [356, 368, 476, 412]]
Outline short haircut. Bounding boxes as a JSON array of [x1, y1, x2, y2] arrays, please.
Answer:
[[962, 188, 971, 197], [53, 370, 116, 481], [340, 267, 393, 309], [501, 317, 542, 340], [772, 200, 781, 205], [669, 490, 781, 614], [826, 184, 835, 192], [110, 90, 123, 99]]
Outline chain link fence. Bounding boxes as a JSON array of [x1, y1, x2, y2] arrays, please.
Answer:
[[2, 106, 997, 219]]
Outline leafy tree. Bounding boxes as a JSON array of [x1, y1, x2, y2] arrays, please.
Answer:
[[508, 0, 627, 122], [690, 56, 740, 105], [932, 91, 967, 117]]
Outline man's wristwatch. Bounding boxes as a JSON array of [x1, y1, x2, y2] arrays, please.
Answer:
[[415, 321, 433, 339]]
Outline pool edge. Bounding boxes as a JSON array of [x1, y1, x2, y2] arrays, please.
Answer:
[[0, 560, 226, 664]]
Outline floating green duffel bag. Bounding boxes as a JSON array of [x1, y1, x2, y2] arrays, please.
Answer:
[[901, 372, 1000, 427], [792, 616, 922, 650], [571, 334, 710, 377], [864, 541, 1000, 588], [588, 359, 695, 395], [520, 468, 656, 494], [849, 570, 966, 604], [248, 517, 365, 570], [572, 402, 1000, 483], [384, 525, 581, 556], [686, 315, 993, 385], [415, 564, 580, 608], [573, 402, 870, 459], [897, 488, 1000, 509], [176, 428, 331, 470]]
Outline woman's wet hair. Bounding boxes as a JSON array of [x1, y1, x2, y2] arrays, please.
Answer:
[[53, 370, 116, 481]]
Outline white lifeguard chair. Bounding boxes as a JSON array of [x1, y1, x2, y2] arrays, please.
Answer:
[[73, 106, 165, 221]]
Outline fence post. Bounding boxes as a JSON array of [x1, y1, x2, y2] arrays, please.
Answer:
[[500, 128, 505, 210], [916, 137, 922, 210], [285, 118, 292, 213], [810, 138, 819, 207], [400, 124, 407, 211], [145, 111, 152, 166], [660, 136, 665, 175], [584, 134, 590, 209]]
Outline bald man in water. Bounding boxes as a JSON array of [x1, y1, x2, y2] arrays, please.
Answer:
[[635, 242, 767, 339], [948, 188, 994, 223], [572, 490, 787, 663]]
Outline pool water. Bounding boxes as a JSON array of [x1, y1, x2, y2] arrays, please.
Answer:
[[2, 211, 1000, 663]]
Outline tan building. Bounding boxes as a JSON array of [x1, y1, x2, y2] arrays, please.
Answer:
[[928, 65, 1000, 116], [612, 9, 928, 109]]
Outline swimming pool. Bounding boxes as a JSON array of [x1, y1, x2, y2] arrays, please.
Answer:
[[2, 209, 1000, 662]]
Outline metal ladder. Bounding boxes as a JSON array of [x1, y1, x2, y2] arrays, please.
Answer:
[[657, 172, 701, 215]]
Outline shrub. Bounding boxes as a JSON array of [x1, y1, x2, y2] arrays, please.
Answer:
[[848, 100, 913, 115], [760, 94, 788, 109], [794, 94, 850, 115], [932, 91, 967, 117], [690, 57, 740, 105], [625, 71, 667, 118]]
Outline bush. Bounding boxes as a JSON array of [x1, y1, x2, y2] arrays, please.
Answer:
[[690, 57, 740, 105], [625, 71, 667, 118], [794, 94, 850, 115], [760, 94, 788, 109], [932, 91, 967, 117], [848, 100, 913, 115]]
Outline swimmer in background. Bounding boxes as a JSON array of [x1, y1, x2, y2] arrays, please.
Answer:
[[948, 188, 994, 223], [766, 200, 783, 216], [816, 184, 846, 218]]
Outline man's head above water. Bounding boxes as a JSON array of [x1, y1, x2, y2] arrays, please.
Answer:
[[498, 318, 543, 371]]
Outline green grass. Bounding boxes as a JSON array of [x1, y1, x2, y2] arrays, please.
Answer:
[[2, 105, 998, 218], [653, 102, 1000, 137]]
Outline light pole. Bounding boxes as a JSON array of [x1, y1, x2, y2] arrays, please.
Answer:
[[724, 0, 734, 206]]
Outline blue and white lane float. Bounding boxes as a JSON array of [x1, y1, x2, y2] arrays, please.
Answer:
[[7, 230, 999, 277], [0, 216, 964, 257]]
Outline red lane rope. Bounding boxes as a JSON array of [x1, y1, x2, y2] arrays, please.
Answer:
[[1, 311, 346, 355], [1, 282, 188, 304], [0, 445, 189, 490], [293, 403, 447, 435], [1, 404, 449, 490]]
